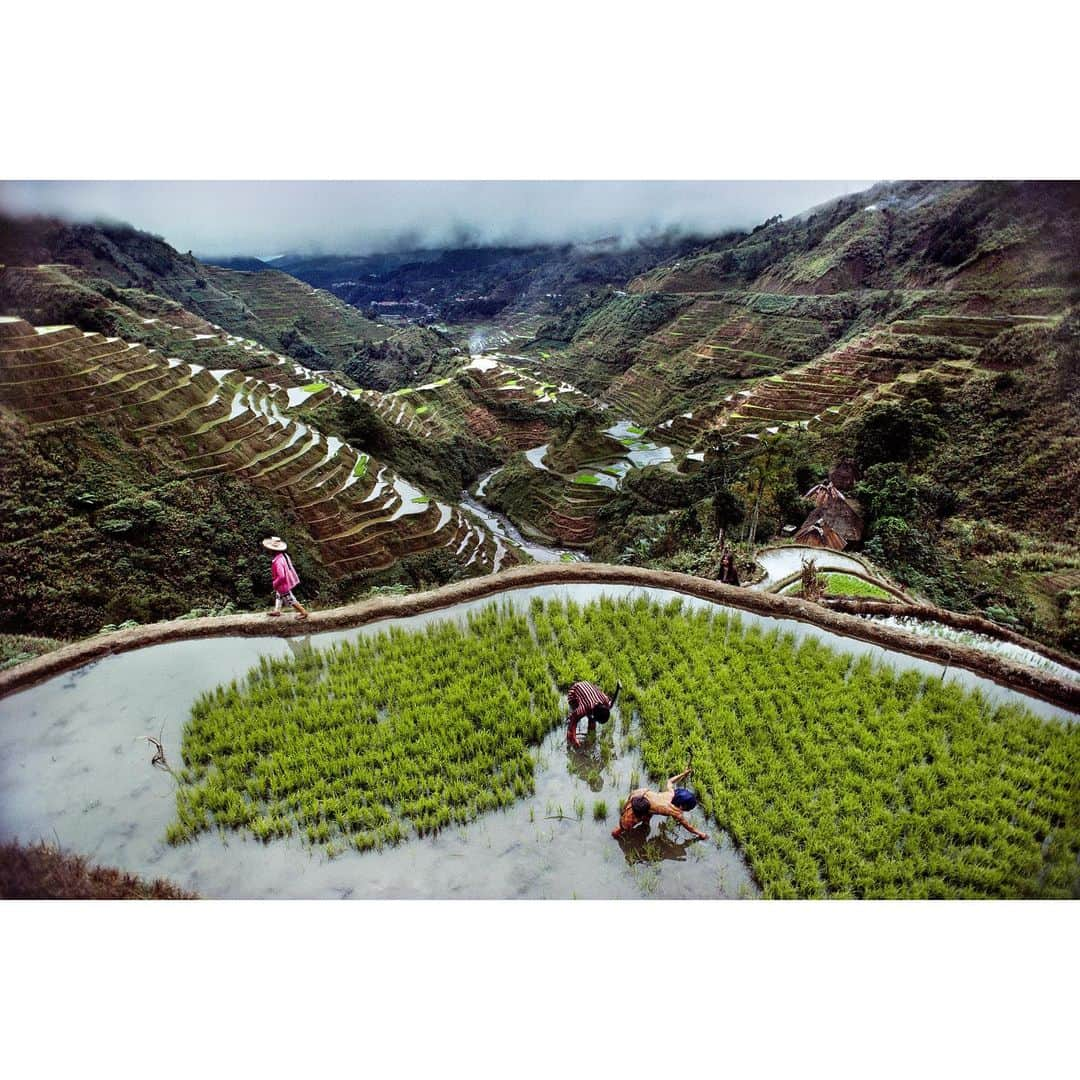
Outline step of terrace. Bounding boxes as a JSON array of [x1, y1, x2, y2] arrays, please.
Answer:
[[303, 500, 389, 538], [291, 463, 367, 508], [132, 382, 222, 431], [754, 377, 865, 398], [0, 345, 146, 382], [293, 469, 388, 515], [399, 518, 473, 559], [187, 396, 257, 437], [776, 373, 860, 390], [26, 387, 174, 434], [314, 498, 409, 544], [27, 374, 180, 430], [246, 434, 342, 484], [331, 513, 414, 549], [178, 414, 274, 465], [331, 529, 401, 562], [137, 374, 202, 407], [888, 314, 1052, 343], [692, 343, 788, 364], [325, 545, 397, 572], [735, 403, 818, 422], [0, 325, 84, 352], [17, 363, 170, 415], [0, 338, 142, 377], [269, 445, 355, 494], [0, 318, 37, 340], [233, 431, 325, 482], [214, 423, 324, 476]]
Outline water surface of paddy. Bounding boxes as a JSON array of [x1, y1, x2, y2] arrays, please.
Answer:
[[1, 583, 1073, 899]]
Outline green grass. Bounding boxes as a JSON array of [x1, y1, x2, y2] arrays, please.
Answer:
[[573, 473, 601, 485], [0, 633, 67, 672], [787, 572, 895, 601], [168, 596, 1080, 897], [821, 572, 894, 599], [352, 453, 370, 478], [300, 381, 329, 394]]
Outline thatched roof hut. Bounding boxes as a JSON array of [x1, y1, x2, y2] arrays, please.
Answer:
[[793, 518, 847, 550], [798, 480, 864, 548]]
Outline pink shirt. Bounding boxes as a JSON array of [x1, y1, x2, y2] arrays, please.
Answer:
[[271, 552, 300, 594]]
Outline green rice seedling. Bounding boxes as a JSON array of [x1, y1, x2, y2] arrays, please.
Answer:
[[593, 800, 608, 821], [168, 597, 1080, 895], [573, 797, 586, 821]]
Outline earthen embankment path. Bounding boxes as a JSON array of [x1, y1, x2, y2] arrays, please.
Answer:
[[1, 564, 1076, 712]]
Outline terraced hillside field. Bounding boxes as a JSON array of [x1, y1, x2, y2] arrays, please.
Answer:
[[0, 317, 515, 611], [648, 306, 1058, 451], [0, 216, 404, 377], [481, 418, 679, 547], [202, 265, 394, 369]]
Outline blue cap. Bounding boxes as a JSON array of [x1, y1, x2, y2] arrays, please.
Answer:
[[672, 787, 698, 811]]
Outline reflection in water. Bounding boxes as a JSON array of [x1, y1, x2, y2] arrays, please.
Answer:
[[284, 635, 313, 660], [616, 823, 705, 867], [565, 724, 616, 791]]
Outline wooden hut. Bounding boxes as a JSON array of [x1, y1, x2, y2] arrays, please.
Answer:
[[797, 480, 864, 549], [793, 517, 847, 550]]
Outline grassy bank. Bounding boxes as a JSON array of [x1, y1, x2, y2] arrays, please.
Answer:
[[785, 572, 897, 601], [0, 841, 196, 899]]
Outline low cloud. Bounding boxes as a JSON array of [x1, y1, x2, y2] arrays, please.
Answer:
[[0, 180, 874, 258]]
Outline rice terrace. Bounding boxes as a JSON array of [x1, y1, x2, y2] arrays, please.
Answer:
[[1, 179, 1079, 900], [1, 571, 1077, 899]]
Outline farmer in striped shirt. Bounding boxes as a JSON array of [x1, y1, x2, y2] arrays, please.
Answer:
[[565, 679, 620, 748]]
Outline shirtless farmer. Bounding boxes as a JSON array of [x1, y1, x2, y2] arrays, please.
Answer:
[[611, 767, 709, 841]]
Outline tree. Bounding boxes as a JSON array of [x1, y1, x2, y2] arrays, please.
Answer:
[[741, 429, 815, 554], [852, 398, 943, 466], [701, 435, 744, 547]]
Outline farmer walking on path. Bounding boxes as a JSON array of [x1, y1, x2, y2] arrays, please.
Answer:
[[611, 766, 709, 841], [565, 679, 620, 748], [263, 536, 310, 619]]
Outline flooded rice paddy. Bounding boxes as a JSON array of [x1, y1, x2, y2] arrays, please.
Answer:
[[1, 584, 1073, 898]]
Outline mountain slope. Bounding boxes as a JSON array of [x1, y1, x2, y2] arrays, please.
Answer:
[[0, 214, 431, 382], [0, 311, 516, 638]]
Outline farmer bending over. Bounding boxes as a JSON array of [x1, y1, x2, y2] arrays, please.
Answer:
[[611, 767, 709, 841], [566, 680, 620, 748]]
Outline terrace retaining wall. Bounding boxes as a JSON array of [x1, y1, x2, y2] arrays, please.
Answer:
[[1, 564, 1077, 711]]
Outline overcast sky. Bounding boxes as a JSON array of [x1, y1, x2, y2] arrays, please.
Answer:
[[0, 180, 875, 258]]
